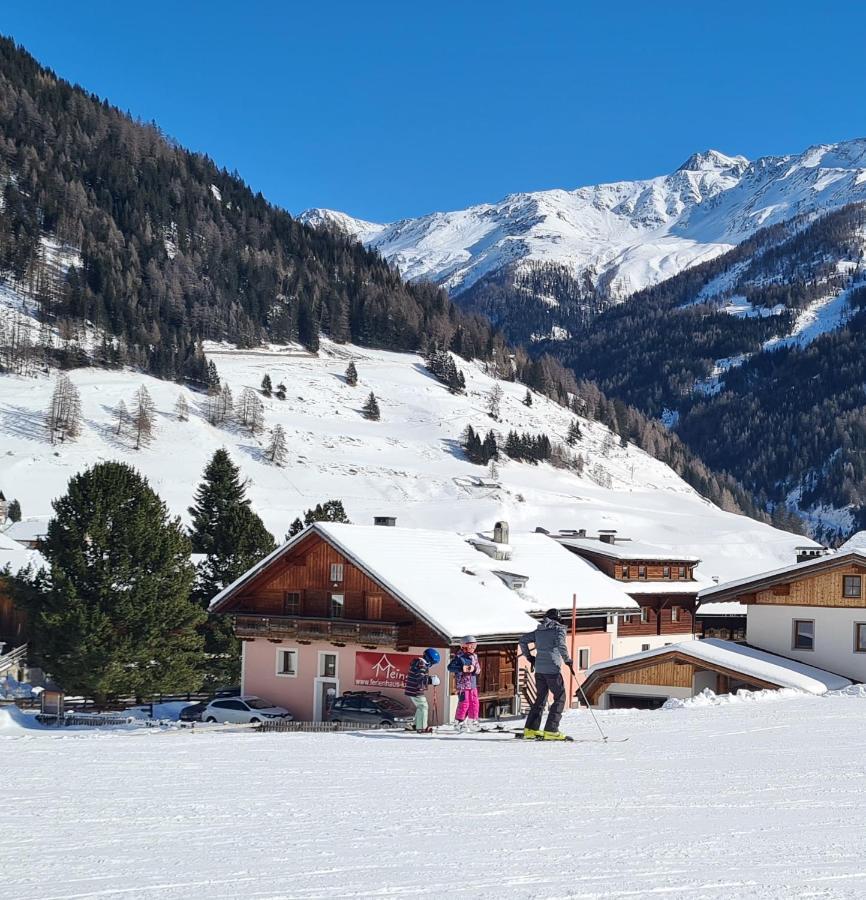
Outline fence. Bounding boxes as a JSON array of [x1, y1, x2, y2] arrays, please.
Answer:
[[15, 690, 213, 713], [256, 720, 383, 734], [36, 712, 136, 728]]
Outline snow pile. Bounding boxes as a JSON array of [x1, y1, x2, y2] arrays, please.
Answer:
[[0, 674, 38, 700], [662, 686, 807, 709], [300, 138, 866, 301], [826, 683, 866, 699]]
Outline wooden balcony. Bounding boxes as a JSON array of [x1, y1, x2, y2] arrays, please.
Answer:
[[233, 614, 405, 647]]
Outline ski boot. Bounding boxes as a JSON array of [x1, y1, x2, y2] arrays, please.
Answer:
[[540, 731, 571, 741], [522, 727, 542, 740], [453, 720, 467, 733], [466, 719, 481, 733]]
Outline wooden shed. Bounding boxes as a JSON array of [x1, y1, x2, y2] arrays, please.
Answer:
[[581, 638, 851, 710]]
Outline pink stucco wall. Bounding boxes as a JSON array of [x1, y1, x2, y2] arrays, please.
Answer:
[[242, 639, 451, 722]]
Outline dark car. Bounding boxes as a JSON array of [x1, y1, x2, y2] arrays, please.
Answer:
[[328, 691, 415, 728]]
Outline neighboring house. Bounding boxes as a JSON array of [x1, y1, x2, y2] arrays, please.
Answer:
[[210, 520, 638, 721], [4, 517, 50, 550], [581, 638, 851, 710], [549, 529, 712, 654], [698, 548, 866, 682]]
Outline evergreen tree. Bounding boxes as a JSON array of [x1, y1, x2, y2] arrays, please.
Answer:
[[275, 382, 287, 401], [523, 389, 533, 407], [266, 424, 288, 466], [206, 361, 220, 391], [362, 392, 380, 421], [19, 462, 204, 701], [482, 430, 498, 463], [286, 500, 350, 540], [345, 361, 358, 386], [7, 498, 21, 522], [188, 450, 276, 686], [261, 374, 272, 397], [566, 419, 582, 445], [287, 517, 304, 538]]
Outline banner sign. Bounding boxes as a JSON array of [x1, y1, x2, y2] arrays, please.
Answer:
[[354, 651, 416, 689]]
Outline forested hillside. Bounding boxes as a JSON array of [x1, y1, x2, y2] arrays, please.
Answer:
[[0, 36, 789, 527], [0, 36, 501, 380], [548, 203, 866, 536]]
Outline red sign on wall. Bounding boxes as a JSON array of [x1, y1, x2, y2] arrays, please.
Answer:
[[354, 651, 416, 689]]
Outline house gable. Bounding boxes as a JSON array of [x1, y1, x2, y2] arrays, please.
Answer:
[[211, 529, 446, 648]]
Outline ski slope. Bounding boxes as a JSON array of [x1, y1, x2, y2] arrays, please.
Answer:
[[0, 340, 810, 582], [3, 692, 866, 898]]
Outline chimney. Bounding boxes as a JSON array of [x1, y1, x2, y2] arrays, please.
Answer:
[[493, 521, 510, 544], [796, 545, 826, 564], [577, 528, 586, 538], [374, 516, 396, 527], [598, 529, 617, 545]]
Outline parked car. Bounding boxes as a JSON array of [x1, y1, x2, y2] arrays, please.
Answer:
[[178, 701, 209, 722], [328, 691, 415, 728], [201, 695, 293, 724]]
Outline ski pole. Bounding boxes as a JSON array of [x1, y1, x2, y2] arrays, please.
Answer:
[[569, 664, 608, 742]]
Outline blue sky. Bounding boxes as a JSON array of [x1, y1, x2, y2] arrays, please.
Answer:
[[4, 2, 864, 222]]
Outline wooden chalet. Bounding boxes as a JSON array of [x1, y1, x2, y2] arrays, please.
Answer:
[[698, 546, 866, 682], [550, 529, 705, 654]]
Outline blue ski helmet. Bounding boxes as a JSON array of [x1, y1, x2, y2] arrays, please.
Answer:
[[423, 648, 441, 665]]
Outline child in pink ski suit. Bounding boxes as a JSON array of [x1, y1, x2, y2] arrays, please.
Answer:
[[448, 637, 481, 731]]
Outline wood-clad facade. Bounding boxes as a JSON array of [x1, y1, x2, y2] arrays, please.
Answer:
[[698, 551, 866, 681], [213, 528, 523, 720], [582, 648, 782, 709]]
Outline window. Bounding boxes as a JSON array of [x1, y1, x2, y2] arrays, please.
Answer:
[[330, 593, 345, 618], [276, 648, 298, 677], [678, 566, 687, 579], [638, 566, 647, 580], [213, 700, 246, 711], [855, 623, 866, 653], [640, 607, 649, 624], [365, 594, 382, 620], [663, 566, 671, 579], [792, 619, 815, 651], [641, 643, 650, 652], [621, 565, 630, 579], [578, 648, 590, 670], [844, 575, 862, 599], [330, 563, 344, 582], [283, 592, 301, 615], [320, 653, 337, 678], [671, 605, 680, 623]]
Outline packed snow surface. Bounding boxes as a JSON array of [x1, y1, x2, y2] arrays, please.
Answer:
[[0, 341, 812, 584], [300, 139, 866, 300], [5, 694, 866, 897]]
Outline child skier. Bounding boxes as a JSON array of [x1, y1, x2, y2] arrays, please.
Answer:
[[404, 648, 441, 732], [447, 636, 481, 732]]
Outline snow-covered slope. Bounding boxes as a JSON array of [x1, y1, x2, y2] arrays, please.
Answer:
[[0, 341, 811, 582], [299, 139, 866, 300]]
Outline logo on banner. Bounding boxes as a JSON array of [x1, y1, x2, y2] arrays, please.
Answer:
[[355, 651, 414, 688]]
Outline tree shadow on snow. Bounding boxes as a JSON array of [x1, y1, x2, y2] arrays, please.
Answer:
[[0, 402, 53, 444]]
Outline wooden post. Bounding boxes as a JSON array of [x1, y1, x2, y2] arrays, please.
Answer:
[[569, 593, 577, 707]]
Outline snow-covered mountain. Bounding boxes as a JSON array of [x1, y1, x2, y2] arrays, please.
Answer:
[[299, 140, 866, 301]]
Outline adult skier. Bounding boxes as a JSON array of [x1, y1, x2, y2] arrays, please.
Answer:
[[518, 608, 574, 741], [404, 648, 441, 732]]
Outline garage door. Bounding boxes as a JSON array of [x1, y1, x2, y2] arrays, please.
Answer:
[[607, 693, 667, 711]]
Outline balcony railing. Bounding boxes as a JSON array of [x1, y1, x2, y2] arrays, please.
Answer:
[[233, 615, 404, 647]]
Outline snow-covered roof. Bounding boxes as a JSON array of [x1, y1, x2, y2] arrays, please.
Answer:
[[698, 550, 866, 603], [553, 534, 701, 563], [210, 523, 638, 640], [3, 517, 49, 542], [585, 638, 851, 694], [695, 600, 746, 617], [623, 578, 711, 596], [838, 531, 866, 553], [0, 533, 45, 575]]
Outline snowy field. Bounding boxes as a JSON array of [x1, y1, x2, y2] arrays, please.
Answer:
[[3, 693, 866, 899], [0, 339, 810, 582]]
